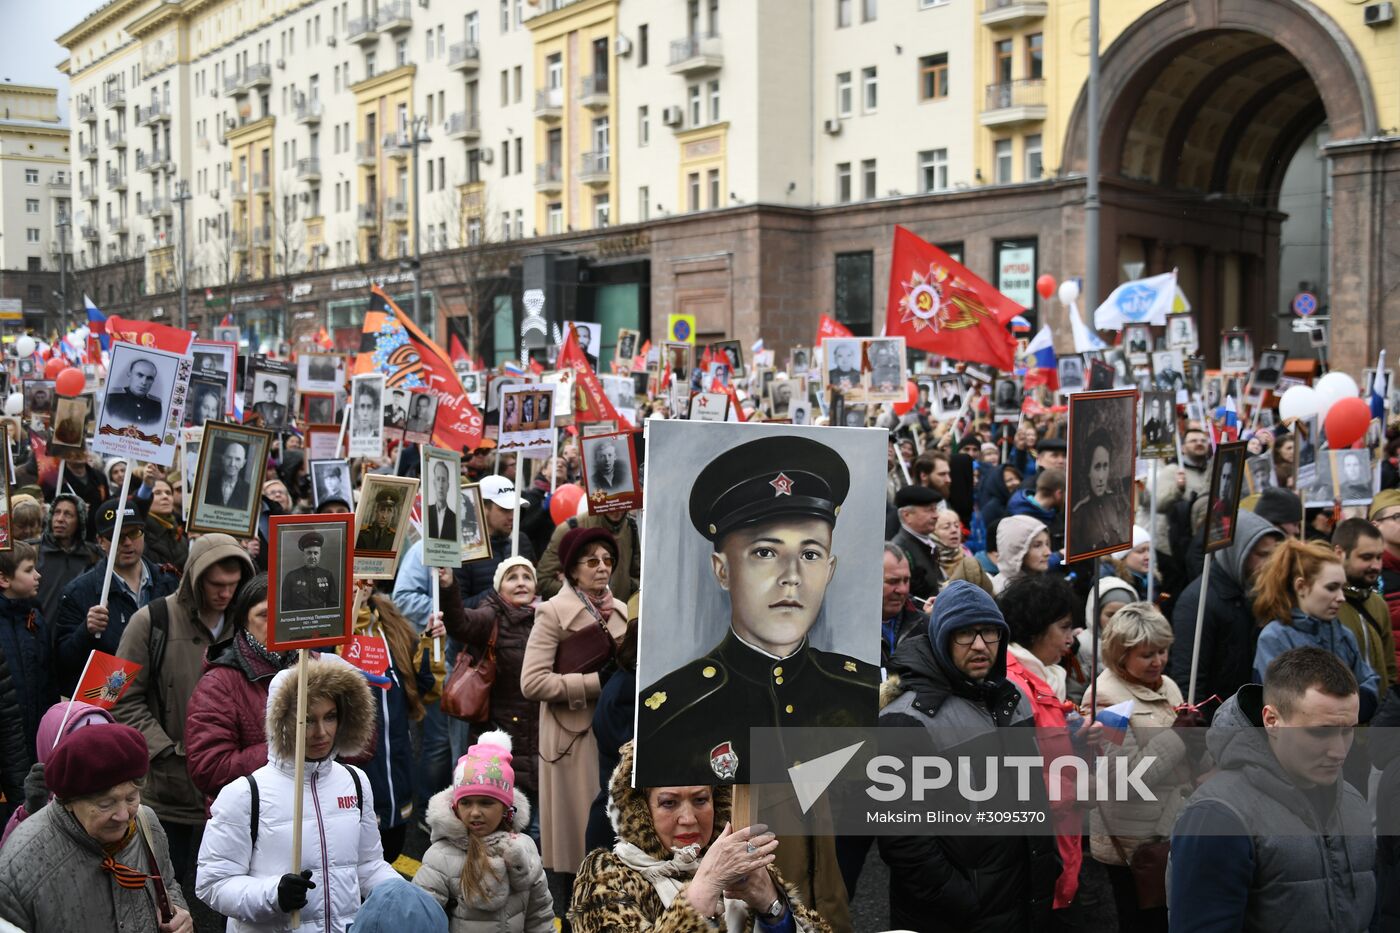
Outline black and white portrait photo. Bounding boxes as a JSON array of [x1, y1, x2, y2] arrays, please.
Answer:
[[1140, 390, 1175, 459], [1221, 330, 1253, 373], [297, 353, 345, 394], [1254, 349, 1288, 390], [1246, 452, 1277, 495], [348, 374, 385, 459], [268, 515, 352, 650], [459, 481, 491, 562], [1206, 442, 1248, 552], [404, 391, 439, 440], [992, 377, 1021, 421], [383, 386, 409, 434], [1058, 355, 1086, 393], [1124, 324, 1152, 365], [789, 346, 811, 376], [935, 376, 965, 419], [486, 375, 524, 421], [866, 337, 905, 399], [303, 393, 337, 426], [1088, 359, 1115, 391], [583, 432, 634, 496], [193, 350, 224, 378], [789, 397, 812, 425], [101, 351, 169, 429], [423, 448, 464, 567], [185, 378, 225, 428], [632, 421, 884, 786], [251, 370, 292, 431], [187, 422, 272, 538], [93, 342, 187, 467], [616, 329, 639, 366], [769, 378, 795, 414], [666, 343, 692, 380], [1334, 450, 1374, 505], [1167, 314, 1198, 354], [1151, 349, 1186, 395], [310, 459, 353, 509], [600, 375, 635, 416], [1065, 389, 1137, 561], [459, 369, 484, 407], [825, 338, 864, 396], [710, 340, 744, 379], [23, 380, 55, 419], [353, 475, 418, 578]]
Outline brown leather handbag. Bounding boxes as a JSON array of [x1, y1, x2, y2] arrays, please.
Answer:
[[553, 618, 616, 675], [440, 621, 496, 724], [1106, 822, 1169, 909]]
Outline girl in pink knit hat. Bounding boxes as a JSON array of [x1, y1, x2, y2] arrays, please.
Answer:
[[413, 730, 554, 931]]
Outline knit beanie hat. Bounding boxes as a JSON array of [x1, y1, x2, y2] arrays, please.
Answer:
[[1110, 525, 1152, 561], [452, 729, 516, 810], [492, 555, 536, 593], [48, 723, 149, 800], [1371, 489, 1400, 520]]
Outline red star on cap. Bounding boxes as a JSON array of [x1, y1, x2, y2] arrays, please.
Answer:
[[770, 472, 794, 497]]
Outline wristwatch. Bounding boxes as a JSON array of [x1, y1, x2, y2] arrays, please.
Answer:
[[761, 897, 786, 922]]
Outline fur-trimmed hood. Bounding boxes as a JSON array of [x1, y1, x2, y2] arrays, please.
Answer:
[[608, 740, 732, 860], [425, 786, 531, 846], [265, 654, 375, 763]]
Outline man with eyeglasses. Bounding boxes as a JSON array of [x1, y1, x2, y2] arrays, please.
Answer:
[[52, 497, 178, 694], [1369, 489, 1400, 659], [878, 579, 1058, 932]]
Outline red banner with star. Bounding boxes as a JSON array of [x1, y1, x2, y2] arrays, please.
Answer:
[[884, 226, 1020, 371], [559, 326, 633, 430]]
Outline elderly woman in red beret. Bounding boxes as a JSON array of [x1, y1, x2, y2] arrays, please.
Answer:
[[0, 722, 192, 933]]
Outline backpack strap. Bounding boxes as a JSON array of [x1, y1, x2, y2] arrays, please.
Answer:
[[244, 774, 259, 848], [346, 764, 364, 816], [147, 596, 170, 726]]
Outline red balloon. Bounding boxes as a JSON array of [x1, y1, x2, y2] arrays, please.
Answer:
[[1036, 274, 1057, 300], [1324, 396, 1371, 449], [55, 367, 85, 398], [43, 357, 66, 380], [549, 483, 586, 524], [892, 380, 919, 416]]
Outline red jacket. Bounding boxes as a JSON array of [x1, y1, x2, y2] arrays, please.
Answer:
[[1005, 652, 1082, 910]]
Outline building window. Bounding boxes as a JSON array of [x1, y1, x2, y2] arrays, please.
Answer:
[[834, 251, 874, 336], [25, 199, 39, 214], [919, 148, 948, 192], [994, 39, 1013, 84], [1026, 33, 1043, 80], [687, 172, 700, 211], [547, 54, 563, 91], [638, 24, 648, 66], [594, 194, 610, 228], [466, 12, 479, 43], [836, 162, 851, 203], [513, 66, 522, 102], [638, 106, 650, 146], [836, 0, 851, 28], [396, 38, 408, 68], [24, 169, 38, 184], [995, 138, 1013, 183], [708, 168, 720, 208], [365, 50, 377, 77], [836, 72, 852, 117], [861, 67, 877, 112], [639, 186, 650, 221], [862, 0, 876, 21], [1025, 133, 1043, 180], [500, 0, 510, 32], [27, 257, 41, 273], [861, 159, 877, 199], [688, 85, 702, 126], [26, 228, 40, 243], [919, 53, 948, 101], [707, 80, 720, 123], [468, 217, 482, 245]]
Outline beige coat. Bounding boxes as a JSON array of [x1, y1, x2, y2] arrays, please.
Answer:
[[520, 585, 627, 872], [1089, 667, 1195, 865]]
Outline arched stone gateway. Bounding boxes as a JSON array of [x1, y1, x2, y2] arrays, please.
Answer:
[[1057, 0, 1396, 372]]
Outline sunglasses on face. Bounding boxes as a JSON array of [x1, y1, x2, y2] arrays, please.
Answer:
[[578, 554, 615, 569]]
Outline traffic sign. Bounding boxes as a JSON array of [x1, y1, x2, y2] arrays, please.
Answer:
[[1291, 291, 1318, 317]]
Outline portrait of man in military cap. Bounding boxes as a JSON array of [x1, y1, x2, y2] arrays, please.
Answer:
[[351, 474, 418, 579], [634, 420, 884, 786], [282, 531, 338, 610], [251, 371, 291, 431], [269, 515, 351, 649]]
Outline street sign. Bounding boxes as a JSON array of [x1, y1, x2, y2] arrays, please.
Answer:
[[1291, 315, 1328, 334], [1291, 291, 1318, 317]]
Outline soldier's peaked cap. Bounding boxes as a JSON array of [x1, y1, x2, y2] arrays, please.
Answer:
[[689, 435, 849, 544], [298, 532, 324, 549]]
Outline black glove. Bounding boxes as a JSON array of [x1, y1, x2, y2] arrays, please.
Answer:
[[1172, 709, 1209, 762], [22, 762, 46, 815], [276, 870, 315, 912]]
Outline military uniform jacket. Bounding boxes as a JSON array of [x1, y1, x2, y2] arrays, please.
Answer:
[[105, 390, 162, 427], [636, 629, 876, 784], [253, 401, 287, 426], [282, 565, 336, 610], [355, 523, 397, 552]]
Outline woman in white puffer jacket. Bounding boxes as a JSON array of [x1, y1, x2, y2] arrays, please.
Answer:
[[196, 653, 404, 932]]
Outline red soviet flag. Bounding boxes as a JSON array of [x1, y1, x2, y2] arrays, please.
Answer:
[[559, 326, 632, 430], [74, 650, 142, 709], [816, 314, 852, 346], [884, 226, 1020, 371]]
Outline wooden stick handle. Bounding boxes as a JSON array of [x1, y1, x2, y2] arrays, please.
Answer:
[[289, 648, 309, 929]]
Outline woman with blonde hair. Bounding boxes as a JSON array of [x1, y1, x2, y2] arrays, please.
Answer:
[[1252, 538, 1380, 720]]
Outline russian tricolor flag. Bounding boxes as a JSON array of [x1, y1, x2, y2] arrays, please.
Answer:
[[1215, 395, 1239, 444], [1096, 699, 1135, 746], [1025, 325, 1059, 391], [84, 295, 109, 351]]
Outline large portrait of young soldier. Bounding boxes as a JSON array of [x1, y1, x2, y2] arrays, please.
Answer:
[[634, 421, 884, 785]]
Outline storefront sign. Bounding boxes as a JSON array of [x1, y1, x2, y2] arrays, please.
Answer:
[[996, 240, 1037, 311], [331, 270, 416, 291]]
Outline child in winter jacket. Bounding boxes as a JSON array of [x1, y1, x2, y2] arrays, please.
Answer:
[[413, 731, 554, 932], [0, 542, 55, 824]]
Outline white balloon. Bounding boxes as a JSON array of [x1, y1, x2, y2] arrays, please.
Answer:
[[1313, 371, 1360, 419], [1277, 385, 1318, 423], [14, 336, 35, 359], [1057, 280, 1081, 305], [3, 394, 22, 417]]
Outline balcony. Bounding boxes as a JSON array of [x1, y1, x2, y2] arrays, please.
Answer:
[[376, 1, 411, 32], [579, 73, 609, 109], [447, 41, 479, 72], [230, 178, 247, 201], [81, 224, 99, 241], [981, 78, 1047, 126], [668, 34, 723, 75], [346, 15, 378, 45], [295, 99, 323, 125], [47, 172, 70, 191], [80, 182, 97, 202], [578, 150, 610, 185], [243, 62, 272, 90], [107, 216, 128, 235], [357, 204, 378, 228], [535, 162, 563, 193], [252, 172, 270, 195], [106, 128, 127, 148], [444, 110, 480, 140], [534, 87, 563, 121], [980, 0, 1048, 27], [356, 141, 377, 166], [252, 226, 271, 248], [137, 100, 166, 125], [296, 157, 321, 182], [382, 132, 409, 160], [150, 196, 172, 218], [77, 100, 96, 123], [104, 87, 126, 109], [230, 231, 248, 252], [223, 72, 243, 96], [384, 197, 408, 221], [106, 168, 127, 191], [79, 141, 97, 161]]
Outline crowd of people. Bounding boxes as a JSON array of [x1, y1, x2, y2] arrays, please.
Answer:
[[0, 340, 1394, 933]]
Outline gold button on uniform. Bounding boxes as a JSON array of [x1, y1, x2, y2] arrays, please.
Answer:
[[773, 667, 783, 677], [785, 705, 794, 714], [702, 666, 717, 679], [775, 676, 784, 685]]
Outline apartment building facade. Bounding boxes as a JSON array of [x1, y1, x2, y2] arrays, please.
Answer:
[[0, 85, 73, 328]]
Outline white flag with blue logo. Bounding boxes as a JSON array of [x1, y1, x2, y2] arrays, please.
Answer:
[[1093, 271, 1178, 330]]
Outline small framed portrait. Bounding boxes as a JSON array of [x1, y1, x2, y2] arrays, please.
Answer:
[[865, 337, 906, 401], [309, 458, 353, 509], [422, 446, 465, 567], [459, 481, 492, 563], [352, 473, 418, 579], [665, 343, 693, 380], [23, 380, 55, 420], [50, 396, 91, 460], [1166, 314, 1198, 354], [15, 357, 34, 380], [1088, 359, 1115, 391], [1253, 349, 1289, 392], [348, 374, 385, 458], [191, 339, 238, 416], [824, 338, 865, 399], [631, 370, 651, 400], [933, 376, 965, 419], [1204, 372, 1224, 409], [1103, 348, 1130, 387], [840, 403, 868, 428], [1124, 323, 1153, 365], [581, 430, 641, 515], [1065, 388, 1139, 563], [185, 377, 227, 428], [1245, 452, 1277, 496], [188, 421, 273, 538], [93, 341, 188, 468], [212, 325, 241, 346], [249, 367, 293, 432], [565, 321, 602, 364], [267, 513, 353, 652], [1205, 441, 1248, 552], [1140, 390, 1175, 460], [382, 385, 409, 437], [1151, 349, 1186, 395], [1058, 355, 1086, 394], [404, 390, 439, 445], [540, 370, 573, 419], [788, 346, 812, 376], [1332, 449, 1374, 506], [1184, 355, 1206, 395], [180, 427, 202, 520], [992, 377, 1022, 421], [706, 361, 731, 388], [302, 392, 338, 426], [458, 370, 484, 407], [297, 353, 346, 394], [768, 377, 797, 417], [788, 396, 813, 426], [1221, 329, 1253, 373], [615, 328, 640, 368], [306, 424, 342, 462], [709, 339, 745, 378]]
